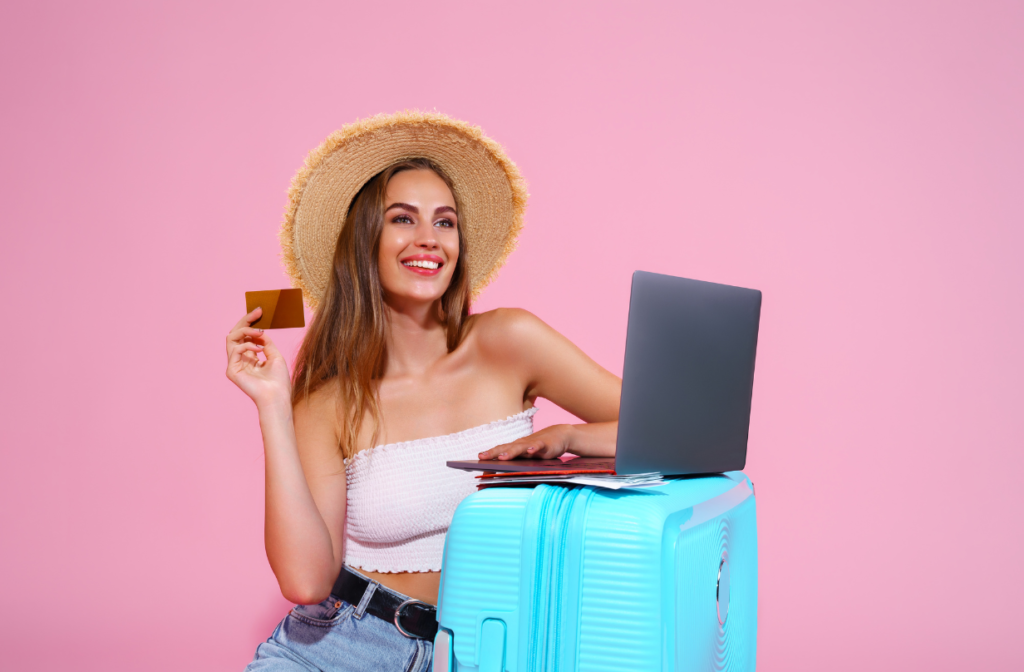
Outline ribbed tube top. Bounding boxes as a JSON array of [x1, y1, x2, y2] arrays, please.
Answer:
[[342, 407, 537, 573]]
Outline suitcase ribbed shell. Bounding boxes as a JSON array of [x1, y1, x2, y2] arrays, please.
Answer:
[[435, 474, 757, 672]]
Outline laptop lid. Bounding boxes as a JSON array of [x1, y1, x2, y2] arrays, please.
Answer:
[[614, 271, 762, 475]]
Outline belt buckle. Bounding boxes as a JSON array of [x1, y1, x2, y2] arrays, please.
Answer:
[[394, 598, 428, 639]]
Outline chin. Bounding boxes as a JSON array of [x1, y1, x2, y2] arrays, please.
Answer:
[[389, 283, 449, 304]]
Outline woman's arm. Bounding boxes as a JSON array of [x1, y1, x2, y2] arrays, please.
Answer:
[[226, 308, 346, 604], [475, 308, 621, 461]]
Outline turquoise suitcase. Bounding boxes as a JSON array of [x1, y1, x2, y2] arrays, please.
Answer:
[[432, 473, 757, 672]]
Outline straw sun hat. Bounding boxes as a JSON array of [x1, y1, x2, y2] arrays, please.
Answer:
[[280, 111, 529, 310]]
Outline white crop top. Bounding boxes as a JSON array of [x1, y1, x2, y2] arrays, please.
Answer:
[[342, 407, 538, 573]]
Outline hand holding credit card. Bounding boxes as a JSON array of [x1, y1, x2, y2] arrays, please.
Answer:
[[245, 288, 305, 329]]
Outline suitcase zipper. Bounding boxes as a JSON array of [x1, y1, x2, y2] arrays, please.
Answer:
[[522, 485, 596, 672]]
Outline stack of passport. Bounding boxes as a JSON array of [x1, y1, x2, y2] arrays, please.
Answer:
[[476, 470, 663, 490]]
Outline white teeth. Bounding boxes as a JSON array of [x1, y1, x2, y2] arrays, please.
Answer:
[[403, 260, 440, 269]]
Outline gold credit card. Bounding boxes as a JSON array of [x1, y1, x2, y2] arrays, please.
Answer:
[[245, 288, 305, 329]]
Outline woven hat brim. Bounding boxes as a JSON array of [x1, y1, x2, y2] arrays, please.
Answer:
[[280, 111, 528, 310]]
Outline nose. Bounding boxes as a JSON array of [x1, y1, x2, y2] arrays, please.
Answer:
[[414, 219, 439, 249]]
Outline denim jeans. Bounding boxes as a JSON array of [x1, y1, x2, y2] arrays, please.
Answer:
[[245, 576, 434, 671]]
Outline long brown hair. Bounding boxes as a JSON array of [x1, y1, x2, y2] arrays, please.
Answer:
[[290, 159, 471, 458]]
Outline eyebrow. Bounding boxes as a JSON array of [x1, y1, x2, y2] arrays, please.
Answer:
[[385, 203, 458, 216]]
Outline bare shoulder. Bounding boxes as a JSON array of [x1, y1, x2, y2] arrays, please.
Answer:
[[294, 382, 338, 421], [293, 383, 342, 459], [468, 308, 620, 418], [468, 308, 554, 359]]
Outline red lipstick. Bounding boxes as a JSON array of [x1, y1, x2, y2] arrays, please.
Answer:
[[400, 254, 445, 276]]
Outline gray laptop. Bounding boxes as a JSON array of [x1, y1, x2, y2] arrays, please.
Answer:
[[448, 271, 762, 476]]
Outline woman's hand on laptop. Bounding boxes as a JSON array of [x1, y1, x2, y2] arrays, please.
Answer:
[[479, 422, 617, 461], [480, 424, 574, 461]]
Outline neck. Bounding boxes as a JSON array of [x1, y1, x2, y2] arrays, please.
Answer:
[[383, 298, 449, 377]]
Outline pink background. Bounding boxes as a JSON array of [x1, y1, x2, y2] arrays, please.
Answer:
[[2, 1, 1022, 670]]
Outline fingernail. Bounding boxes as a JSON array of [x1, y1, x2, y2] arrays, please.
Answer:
[[259, 329, 264, 333], [499, 452, 507, 457], [527, 447, 535, 452]]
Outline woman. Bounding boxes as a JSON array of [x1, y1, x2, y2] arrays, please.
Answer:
[[226, 113, 620, 671]]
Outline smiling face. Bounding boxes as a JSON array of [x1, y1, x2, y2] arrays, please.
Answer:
[[377, 168, 461, 309]]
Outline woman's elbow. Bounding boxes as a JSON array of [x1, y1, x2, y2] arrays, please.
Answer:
[[279, 579, 333, 606], [267, 547, 341, 605], [275, 566, 335, 605]]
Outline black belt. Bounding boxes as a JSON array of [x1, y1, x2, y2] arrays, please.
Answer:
[[332, 566, 438, 640]]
